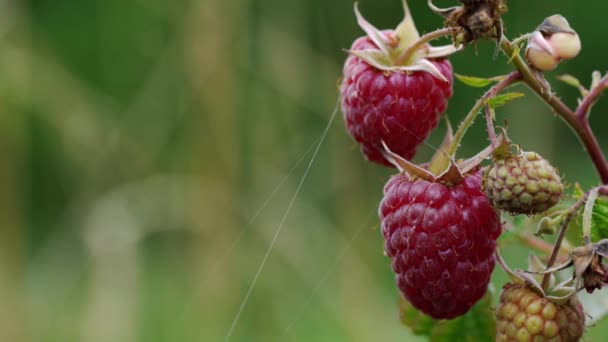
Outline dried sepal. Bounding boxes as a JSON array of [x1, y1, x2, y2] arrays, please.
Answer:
[[381, 141, 436, 182], [528, 239, 608, 294], [394, 0, 421, 55], [354, 3, 394, 55], [436, 160, 465, 185], [498, 250, 581, 302], [429, 0, 507, 46], [349, 1, 459, 80]]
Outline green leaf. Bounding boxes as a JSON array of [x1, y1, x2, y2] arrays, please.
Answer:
[[398, 296, 437, 336], [398, 291, 496, 341], [454, 74, 506, 88], [487, 92, 525, 109], [429, 292, 496, 342], [590, 197, 608, 242]]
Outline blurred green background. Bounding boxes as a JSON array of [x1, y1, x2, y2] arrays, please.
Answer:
[[2, 0, 608, 341]]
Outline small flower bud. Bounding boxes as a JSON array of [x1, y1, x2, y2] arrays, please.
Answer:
[[525, 15, 581, 71], [526, 31, 560, 71], [551, 31, 581, 60]]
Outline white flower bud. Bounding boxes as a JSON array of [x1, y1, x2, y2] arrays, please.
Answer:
[[526, 31, 560, 71], [525, 15, 581, 71], [550, 32, 581, 60]]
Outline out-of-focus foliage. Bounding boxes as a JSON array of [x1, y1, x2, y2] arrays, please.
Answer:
[[2, 0, 608, 341], [399, 292, 495, 341]]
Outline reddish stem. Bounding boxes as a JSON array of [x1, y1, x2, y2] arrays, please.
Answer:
[[540, 195, 587, 290], [483, 72, 522, 147], [448, 72, 521, 157], [500, 39, 608, 184], [576, 74, 608, 118]]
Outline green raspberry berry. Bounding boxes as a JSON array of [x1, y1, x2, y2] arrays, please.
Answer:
[[496, 283, 584, 342], [483, 151, 563, 215]]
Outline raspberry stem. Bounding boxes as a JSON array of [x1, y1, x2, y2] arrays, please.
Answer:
[[541, 194, 588, 290], [500, 38, 608, 184], [510, 33, 532, 47], [394, 27, 455, 65], [576, 74, 608, 118], [447, 71, 521, 158], [485, 105, 498, 148]]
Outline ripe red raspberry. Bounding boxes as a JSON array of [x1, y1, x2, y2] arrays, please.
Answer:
[[341, 37, 453, 166], [379, 171, 501, 319], [339, 2, 457, 167], [496, 283, 585, 341]]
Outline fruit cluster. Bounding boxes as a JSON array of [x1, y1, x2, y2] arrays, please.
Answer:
[[339, 1, 597, 340]]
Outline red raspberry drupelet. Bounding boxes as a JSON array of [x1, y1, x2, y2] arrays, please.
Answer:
[[341, 34, 453, 166], [379, 171, 501, 319]]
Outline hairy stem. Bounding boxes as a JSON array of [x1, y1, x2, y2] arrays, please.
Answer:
[[394, 28, 455, 65], [448, 72, 521, 157], [500, 39, 608, 184], [541, 195, 588, 290], [576, 74, 608, 118], [511, 33, 532, 47], [485, 105, 498, 148]]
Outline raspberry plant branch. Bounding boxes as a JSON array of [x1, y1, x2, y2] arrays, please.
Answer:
[[510, 33, 532, 47], [447, 71, 521, 158], [576, 74, 608, 119], [340, 2, 604, 336], [485, 105, 498, 148], [541, 194, 588, 290], [500, 38, 608, 184]]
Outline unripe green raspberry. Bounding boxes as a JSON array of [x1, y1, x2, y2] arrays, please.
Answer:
[[483, 151, 563, 215], [496, 283, 584, 342]]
